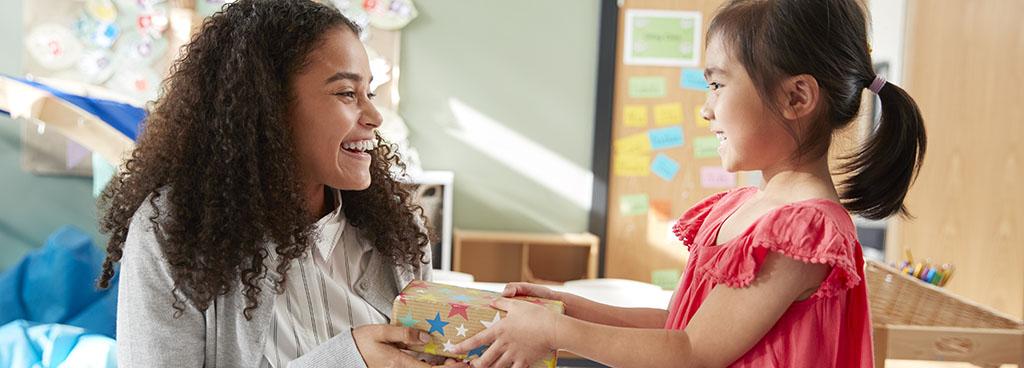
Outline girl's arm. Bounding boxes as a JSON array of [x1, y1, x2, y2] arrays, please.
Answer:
[[502, 283, 668, 329], [457, 252, 827, 368]]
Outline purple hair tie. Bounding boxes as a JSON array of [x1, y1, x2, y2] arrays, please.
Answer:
[[868, 75, 887, 94]]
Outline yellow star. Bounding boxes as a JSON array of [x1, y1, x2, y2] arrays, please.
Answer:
[[543, 357, 556, 368], [423, 341, 439, 355]]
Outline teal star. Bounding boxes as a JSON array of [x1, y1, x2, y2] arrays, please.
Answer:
[[399, 312, 419, 328], [450, 294, 473, 303], [426, 312, 449, 336]]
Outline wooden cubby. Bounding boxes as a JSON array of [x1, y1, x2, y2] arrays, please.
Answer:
[[453, 230, 599, 284]]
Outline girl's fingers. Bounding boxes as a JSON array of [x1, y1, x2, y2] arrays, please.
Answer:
[[471, 343, 505, 368], [453, 327, 495, 354]]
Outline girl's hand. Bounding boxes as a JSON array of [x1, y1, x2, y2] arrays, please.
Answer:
[[502, 282, 561, 301], [452, 298, 560, 368]]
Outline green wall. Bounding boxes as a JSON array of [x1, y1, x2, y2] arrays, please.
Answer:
[[401, 1, 600, 233]]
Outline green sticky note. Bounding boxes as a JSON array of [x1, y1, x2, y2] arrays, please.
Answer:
[[625, 10, 702, 67], [652, 269, 681, 290], [619, 194, 650, 216], [693, 136, 720, 158], [628, 76, 667, 98]]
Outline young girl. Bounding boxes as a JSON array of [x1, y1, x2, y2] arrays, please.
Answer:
[[96, 1, 464, 367], [453, 0, 926, 367]]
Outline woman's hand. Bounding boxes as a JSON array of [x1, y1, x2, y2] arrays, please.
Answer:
[[354, 324, 468, 367], [451, 298, 560, 368], [501, 282, 562, 301]]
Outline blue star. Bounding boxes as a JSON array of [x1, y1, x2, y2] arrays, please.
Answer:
[[426, 312, 449, 336], [398, 312, 419, 328], [467, 344, 489, 358]]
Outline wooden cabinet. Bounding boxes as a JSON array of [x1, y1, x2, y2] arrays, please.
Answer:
[[453, 230, 599, 284]]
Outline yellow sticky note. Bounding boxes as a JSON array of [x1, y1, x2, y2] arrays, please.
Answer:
[[623, 105, 648, 128], [653, 103, 683, 126], [614, 133, 652, 155], [613, 154, 650, 176], [695, 106, 709, 128]]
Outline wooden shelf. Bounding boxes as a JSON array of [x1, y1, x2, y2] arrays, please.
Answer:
[[453, 230, 599, 284]]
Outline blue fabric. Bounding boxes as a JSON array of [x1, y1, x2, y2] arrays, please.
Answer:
[[0, 320, 117, 368], [0, 226, 118, 338], [2, 75, 145, 140]]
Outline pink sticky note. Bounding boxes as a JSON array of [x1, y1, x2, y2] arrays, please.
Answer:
[[700, 166, 736, 188]]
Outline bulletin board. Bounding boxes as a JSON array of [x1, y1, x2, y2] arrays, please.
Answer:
[[600, 0, 760, 287], [595, 0, 873, 288]]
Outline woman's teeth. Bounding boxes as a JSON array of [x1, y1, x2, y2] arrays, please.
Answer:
[[342, 139, 375, 152], [715, 133, 727, 142]]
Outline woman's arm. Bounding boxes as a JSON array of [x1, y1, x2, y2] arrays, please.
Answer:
[[116, 208, 207, 367], [458, 253, 827, 368]]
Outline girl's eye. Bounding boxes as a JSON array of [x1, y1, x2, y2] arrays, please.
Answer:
[[708, 82, 723, 91], [335, 91, 357, 98], [367, 92, 376, 100]]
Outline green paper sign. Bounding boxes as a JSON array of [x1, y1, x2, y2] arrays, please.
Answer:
[[628, 76, 667, 98], [652, 269, 682, 290], [693, 136, 720, 158], [624, 10, 702, 67], [619, 193, 650, 216]]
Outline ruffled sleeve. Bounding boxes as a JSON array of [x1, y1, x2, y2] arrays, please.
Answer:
[[697, 204, 862, 298], [672, 190, 731, 248]]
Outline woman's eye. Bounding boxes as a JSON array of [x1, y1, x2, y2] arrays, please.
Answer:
[[708, 82, 723, 91], [367, 92, 376, 100]]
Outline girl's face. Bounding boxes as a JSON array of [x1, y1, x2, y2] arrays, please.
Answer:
[[289, 28, 382, 192], [701, 36, 797, 173]]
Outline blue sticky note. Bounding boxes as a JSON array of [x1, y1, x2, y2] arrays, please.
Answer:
[[680, 68, 708, 91], [651, 154, 680, 181], [648, 126, 684, 150]]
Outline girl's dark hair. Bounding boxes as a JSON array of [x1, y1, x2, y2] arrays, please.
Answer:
[[97, 0, 430, 319], [708, 0, 926, 220]]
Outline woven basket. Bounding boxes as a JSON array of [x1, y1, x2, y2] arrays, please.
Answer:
[[866, 260, 1024, 367], [866, 260, 1023, 329]]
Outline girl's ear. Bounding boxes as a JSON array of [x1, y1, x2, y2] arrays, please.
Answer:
[[779, 74, 820, 121]]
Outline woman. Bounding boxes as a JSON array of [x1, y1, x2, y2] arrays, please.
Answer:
[[96, 1, 459, 366]]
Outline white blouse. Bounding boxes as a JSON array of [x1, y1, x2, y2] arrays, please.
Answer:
[[263, 190, 389, 367]]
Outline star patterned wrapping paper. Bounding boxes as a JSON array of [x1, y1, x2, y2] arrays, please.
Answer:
[[391, 280, 564, 368]]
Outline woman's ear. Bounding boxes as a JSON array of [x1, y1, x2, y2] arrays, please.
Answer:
[[779, 74, 820, 121]]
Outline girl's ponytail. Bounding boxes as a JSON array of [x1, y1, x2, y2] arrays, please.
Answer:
[[839, 79, 927, 220]]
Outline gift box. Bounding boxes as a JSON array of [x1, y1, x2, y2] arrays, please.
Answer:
[[391, 280, 564, 368]]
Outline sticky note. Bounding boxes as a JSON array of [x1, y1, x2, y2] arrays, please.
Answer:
[[695, 106, 709, 128], [628, 76, 667, 98], [653, 103, 684, 126], [651, 269, 682, 290], [623, 105, 648, 128], [700, 166, 737, 188], [650, 154, 679, 181], [614, 133, 652, 155], [680, 68, 708, 91], [614, 154, 650, 176], [648, 126, 684, 150], [693, 136, 720, 158], [620, 194, 650, 216], [649, 199, 672, 219]]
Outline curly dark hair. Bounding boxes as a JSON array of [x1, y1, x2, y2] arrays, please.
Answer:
[[97, 0, 430, 319]]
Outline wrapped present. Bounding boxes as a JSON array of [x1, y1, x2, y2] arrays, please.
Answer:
[[391, 280, 564, 368]]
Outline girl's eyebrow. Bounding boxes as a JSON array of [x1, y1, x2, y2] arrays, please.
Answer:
[[704, 67, 727, 80], [324, 71, 374, 85]]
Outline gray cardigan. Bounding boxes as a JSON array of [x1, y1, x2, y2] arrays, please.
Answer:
[[116, 194, 431, 367]]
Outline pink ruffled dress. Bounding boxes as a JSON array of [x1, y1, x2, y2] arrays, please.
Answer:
[[664, 187, 873, 367]]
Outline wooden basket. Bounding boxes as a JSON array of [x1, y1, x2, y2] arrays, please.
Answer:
[[865, 260, 1024, 367]]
